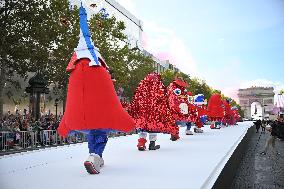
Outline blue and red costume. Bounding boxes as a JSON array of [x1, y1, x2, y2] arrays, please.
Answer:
[[57, 4, 134, 173]]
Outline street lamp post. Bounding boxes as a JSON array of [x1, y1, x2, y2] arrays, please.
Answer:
[[25, 72, 49, 120], [55, 98, 59, 121]]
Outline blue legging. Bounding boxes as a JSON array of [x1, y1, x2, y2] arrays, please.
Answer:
[[176, 121, 192, 130], [87, 129, 109, 157], [186, 122, 192, 130]]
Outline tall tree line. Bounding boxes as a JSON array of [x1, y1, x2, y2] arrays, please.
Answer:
[[0, 0, 154, 117], [0, 0, 243, 118]]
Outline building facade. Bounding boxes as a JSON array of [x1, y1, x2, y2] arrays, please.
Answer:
[[143, 50, 180, 74], [71, 0, 143, 49]]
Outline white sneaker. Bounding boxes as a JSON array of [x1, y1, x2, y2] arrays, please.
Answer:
[[100, 157, 104, 167], [84, 154, 101, 174], [185, 129, 194, 135]]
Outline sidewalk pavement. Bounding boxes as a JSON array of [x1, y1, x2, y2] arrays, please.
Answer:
[[231, 128, 284, 189]]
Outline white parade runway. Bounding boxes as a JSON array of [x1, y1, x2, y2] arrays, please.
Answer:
[[0, 122, 253, 189]]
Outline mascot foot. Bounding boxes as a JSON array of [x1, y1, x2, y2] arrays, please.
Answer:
[[170, 134, 180, 141], [137, 138, 147, 151], [210, 124, 221, 129], [185, 129, 194, 135], [194, 128, 204, 133], [84, 154, 101, 174], [215, 125, 221, 129], [149, 141, 160, 150]]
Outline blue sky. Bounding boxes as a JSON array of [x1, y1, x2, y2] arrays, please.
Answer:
[[96, 0, 284, 99]]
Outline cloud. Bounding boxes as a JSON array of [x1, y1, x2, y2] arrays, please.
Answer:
[[222, 87, 239, 102], [142, 20, 198, 77], [220, 79, 284, 103], [95, 0, 198, 77], [240, 79, 284, 93]]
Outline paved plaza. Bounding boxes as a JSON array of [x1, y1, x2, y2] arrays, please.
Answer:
[[231, 126, 284, 189]]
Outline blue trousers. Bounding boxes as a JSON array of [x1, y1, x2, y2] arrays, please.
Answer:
[[87, 129, 109, 157], [176, 121, 192, 130], [186, 122, 192, 130]]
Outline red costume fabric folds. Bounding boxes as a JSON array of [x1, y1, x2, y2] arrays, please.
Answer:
[[207, 93, 224, 121], [129, 73, 178, 135], [222, 100, 236, 125], [58, 58, 135, 137]]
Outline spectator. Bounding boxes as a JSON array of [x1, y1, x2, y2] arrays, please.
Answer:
[[254, 119, 261, 133], [261, 119, 266, 133], [260, 114, 283, 155]]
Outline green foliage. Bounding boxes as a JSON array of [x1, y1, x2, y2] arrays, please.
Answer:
[[0, 0, 156, 116], [0, 0, 50, 117], [160, 69, 191, 87], [160, 70, 176, 87], [0, 0, 244, 117], [89, 14, 155, 98], [280, 89, 284, 95], [124, 50, 155, 97]]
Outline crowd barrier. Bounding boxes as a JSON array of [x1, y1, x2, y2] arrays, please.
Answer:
[[0, 130, 87, 152], [0, 130, 135, 153]]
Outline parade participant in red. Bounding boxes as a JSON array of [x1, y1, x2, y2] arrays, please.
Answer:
[[232, 106, 241, 123], [57, 3, 134, 174], [193, 94, 208, 133], [167, 78, 193, 140], [222, 98, 236, 126], [183, 91, 197, 135], [129, 73, 178, 151], [207, 93, 224, 129]]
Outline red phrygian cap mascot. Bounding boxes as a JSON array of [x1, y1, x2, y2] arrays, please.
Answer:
[[129, 73, 179, 151], [222, 98, 236, 126], [167, 78, 193, 122], [232, 106, 241, 122], [57, 4, 135, 137], [207, 93, 224, 129], [167, 78, 194, 139]]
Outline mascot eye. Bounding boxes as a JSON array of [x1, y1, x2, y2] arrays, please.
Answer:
[[173, 88, 182, 96]]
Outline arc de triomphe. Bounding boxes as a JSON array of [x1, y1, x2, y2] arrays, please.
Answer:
[[238, 87, 274, 119]]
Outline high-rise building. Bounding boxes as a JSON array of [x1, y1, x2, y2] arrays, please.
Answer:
[[143, 50, 180, 74], [70, 0, 143, 49]]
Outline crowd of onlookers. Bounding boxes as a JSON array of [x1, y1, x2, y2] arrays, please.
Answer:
[[0, 111, 61, 132], [0, 111, 129, 152], [0, 111, 66, 151]]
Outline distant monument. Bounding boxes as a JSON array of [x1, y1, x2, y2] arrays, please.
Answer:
[[238, 87, 274, 119]]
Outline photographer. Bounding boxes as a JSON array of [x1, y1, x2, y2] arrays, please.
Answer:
[[260, 114, 283, 155]]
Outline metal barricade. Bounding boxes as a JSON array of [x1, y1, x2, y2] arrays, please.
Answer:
[[40, 130, 58, 146], [1, 131, 15, 151], [19, 131, 37, 149], [0, 129, 88, 154]]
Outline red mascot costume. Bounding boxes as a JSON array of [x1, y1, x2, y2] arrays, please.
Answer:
[[222, 98, 236, 126], [167, 78, 193, 139], [129, 73, 178, 151], [57, 4, 134, 174], [207, 93, 224, 129]]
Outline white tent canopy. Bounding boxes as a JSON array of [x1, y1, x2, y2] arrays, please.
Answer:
[[275, 94, 284, 108]]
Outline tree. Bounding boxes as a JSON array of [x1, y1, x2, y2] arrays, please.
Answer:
[[0, 0, 156, 116], [160, 69, 176, 87], [89, 13, 155, 99], [280, 89, 284, 95], [0, 0, 51, 117], [125, 50, 155, 98], [160, 69, 191, 88]]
